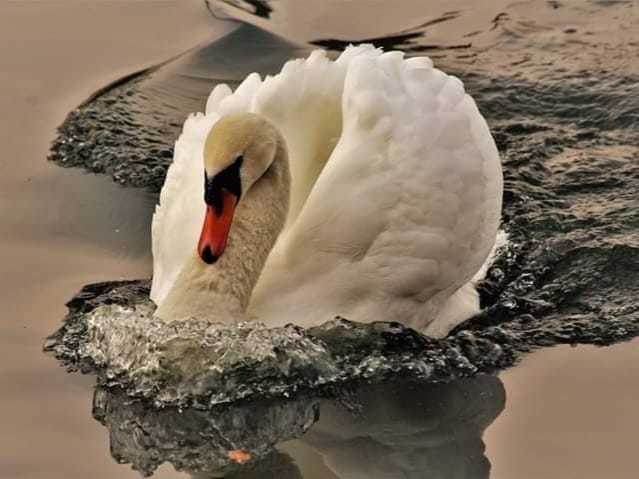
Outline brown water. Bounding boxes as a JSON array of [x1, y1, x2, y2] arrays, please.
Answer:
[[486, 340, 639, 479], [2, 1, 639, 478], [0, 2, 220, 477]]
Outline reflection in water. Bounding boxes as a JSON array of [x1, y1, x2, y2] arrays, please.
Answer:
[[191, 452, 303, 479], [303, 376, 505, 479], [92, 376, 504, 477], [92, 386, 318, 477]]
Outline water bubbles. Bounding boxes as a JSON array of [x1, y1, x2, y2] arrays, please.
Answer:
[[45, 280, 502, 408]]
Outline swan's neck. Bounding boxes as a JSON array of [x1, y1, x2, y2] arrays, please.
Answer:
[[155, 144, 290, 323]]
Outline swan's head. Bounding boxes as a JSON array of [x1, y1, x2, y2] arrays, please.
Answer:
[[198, 112, 282, 264]]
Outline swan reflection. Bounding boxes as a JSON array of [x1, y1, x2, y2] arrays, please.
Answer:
[[92, 387, 318, 477], [94, 375, 503, 478], [301, 375, 505, 479], [190, 451, 303, 479]]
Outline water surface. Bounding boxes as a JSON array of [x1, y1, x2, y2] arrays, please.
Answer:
[[2, 1, 639, 478], [0, 2, 215, 477]]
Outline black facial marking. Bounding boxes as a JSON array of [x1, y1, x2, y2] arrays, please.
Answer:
[[204, 156, 243, 215]]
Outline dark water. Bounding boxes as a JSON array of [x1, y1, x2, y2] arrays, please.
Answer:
[[14, 0, 639, 477], [94, 376, 504, 477]]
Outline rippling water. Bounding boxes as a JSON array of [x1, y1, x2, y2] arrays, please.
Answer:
[[14, 0, 639, 477]]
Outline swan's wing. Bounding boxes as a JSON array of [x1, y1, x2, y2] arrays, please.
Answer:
[[150, 75, 265, 304], [252, 47, 383, 224], [255, 48, 503, 328]]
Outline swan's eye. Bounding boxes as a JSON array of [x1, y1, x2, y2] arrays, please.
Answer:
[[204, 156, 243, 215]]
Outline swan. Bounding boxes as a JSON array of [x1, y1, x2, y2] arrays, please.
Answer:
[[151, 45, 503, 338]]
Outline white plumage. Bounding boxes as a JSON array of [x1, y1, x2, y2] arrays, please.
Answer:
[[151, 45, 503, 338]]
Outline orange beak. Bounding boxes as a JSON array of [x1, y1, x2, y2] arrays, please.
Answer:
[[197, 190, 238, 264]]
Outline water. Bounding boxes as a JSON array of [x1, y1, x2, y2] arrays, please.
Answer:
[[0, 2, 215, 477], [2, 0, 639, 477], [94, 376, 504, 477]]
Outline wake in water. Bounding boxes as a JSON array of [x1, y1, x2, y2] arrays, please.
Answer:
[[46, 0, 639, 407], [45, 280, 506, 407]]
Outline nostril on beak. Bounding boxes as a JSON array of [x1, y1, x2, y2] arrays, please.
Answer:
[[200, 246, 219, 265]]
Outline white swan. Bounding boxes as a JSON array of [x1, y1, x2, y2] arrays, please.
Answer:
[[151, 45, 503, 338]]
